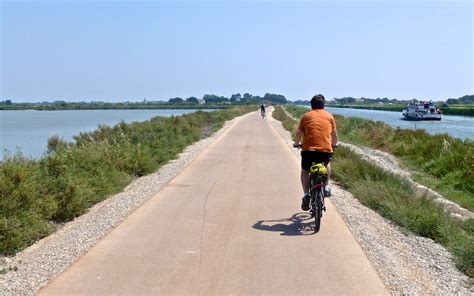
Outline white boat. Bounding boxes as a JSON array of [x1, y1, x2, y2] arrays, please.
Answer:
[[402, 101, 442, 121]]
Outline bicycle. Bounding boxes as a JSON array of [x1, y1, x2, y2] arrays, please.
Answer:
[[307, 163, 327, 233], [293, 144, 328, 233], [261, 109, 266, 119]]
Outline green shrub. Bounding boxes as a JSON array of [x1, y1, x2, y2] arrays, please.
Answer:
[[0, 156, 56, 254], [0, 106, 254, 255]]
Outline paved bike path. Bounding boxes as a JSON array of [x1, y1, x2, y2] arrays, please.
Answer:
[[40, 111, 388, 295]]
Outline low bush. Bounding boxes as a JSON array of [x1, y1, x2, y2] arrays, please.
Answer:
[[0, 106, 254, 255]]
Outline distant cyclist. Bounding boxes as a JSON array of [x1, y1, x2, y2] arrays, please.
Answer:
[[293, 94, 338, 211], [260, 103, 266, 118]]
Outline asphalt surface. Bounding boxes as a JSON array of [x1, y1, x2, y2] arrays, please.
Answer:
[[39, 111, 388, 295]]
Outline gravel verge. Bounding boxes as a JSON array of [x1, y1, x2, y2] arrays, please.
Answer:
[[0, 112, 250, 296], [269, 108, 472, 294]]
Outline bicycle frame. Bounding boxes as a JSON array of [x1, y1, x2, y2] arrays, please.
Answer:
[[309, 167, 327, 233], [292, 143, 331, 233]]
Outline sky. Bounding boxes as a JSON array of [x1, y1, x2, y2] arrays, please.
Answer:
[[1, 0, 473, 102]]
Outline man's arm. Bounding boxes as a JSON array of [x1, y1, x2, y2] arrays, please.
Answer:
[[331, 129, 338, 148], [293, 128, 303, 147], [331, 117, 338, 148]]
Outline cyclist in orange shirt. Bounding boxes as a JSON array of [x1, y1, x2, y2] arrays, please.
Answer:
[[293, 94, 338, 211]]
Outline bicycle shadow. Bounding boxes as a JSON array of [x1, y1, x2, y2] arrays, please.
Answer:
[[252, 213, 316, 236]]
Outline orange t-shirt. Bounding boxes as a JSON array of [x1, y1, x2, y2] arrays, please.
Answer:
[[298, 109, 336, 152]]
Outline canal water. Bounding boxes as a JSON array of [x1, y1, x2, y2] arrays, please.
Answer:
[[325, 107, 473, 140], [1, 107, 472, 160], [0, 109, 208, 160]]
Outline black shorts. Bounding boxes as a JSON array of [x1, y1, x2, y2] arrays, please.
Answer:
[[301, 151, 333, 172]]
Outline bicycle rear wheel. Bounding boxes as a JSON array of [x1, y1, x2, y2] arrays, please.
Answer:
[[314, 189, 323, 233]]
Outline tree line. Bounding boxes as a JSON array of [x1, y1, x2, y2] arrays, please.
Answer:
[[0, 93, 288, 110], [293, 94, 474, 106], [167, 93, 288, 105], [446, 95, 474, 105]]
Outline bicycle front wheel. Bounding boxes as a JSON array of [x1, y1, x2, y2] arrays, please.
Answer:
[[314, 189, 323, 233]]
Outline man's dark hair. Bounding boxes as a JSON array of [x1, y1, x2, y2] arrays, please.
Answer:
[[311, 94, 325, 110]]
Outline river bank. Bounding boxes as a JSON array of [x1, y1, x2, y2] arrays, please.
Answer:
[[0, 109, 216, 160], [0, 107, 255, 257], [0, 111, 254, 295], [285, 105, 473, 211], [275, 105, 473, 279], [269, 108, 471, 293], [0, 103, 230, 111], [279, 106, 473, 219], [2, 109, 471, 295]]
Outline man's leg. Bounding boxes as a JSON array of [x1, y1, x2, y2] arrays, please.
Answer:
[[300, 169, 310, 193], [324, 162, 331, 187], [300, 169, 310, 211], [324, 161, 332, 197]]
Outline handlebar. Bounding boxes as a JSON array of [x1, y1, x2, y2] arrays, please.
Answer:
[[292, 143, 338, 149]]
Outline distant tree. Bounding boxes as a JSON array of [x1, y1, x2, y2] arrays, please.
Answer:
[[230, 93, 241, 103], [242, 93, 252, 101], [445, 95, 474, 105], [186, 97, 199, 104], [169, 97, 184, 103], [458, 95, 474, 104], [263, 93, 287, 104], [335, 97, 356, 104], [52, 100, 67, 108], [293, 100, 310, 105], [203, 94, 228, 104], [5, 100, 12, 105], [239, 93, 257, 104]]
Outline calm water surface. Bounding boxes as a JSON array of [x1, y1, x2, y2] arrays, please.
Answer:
[[0, 109, 207, 160], [324, 107, 474, 140]]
